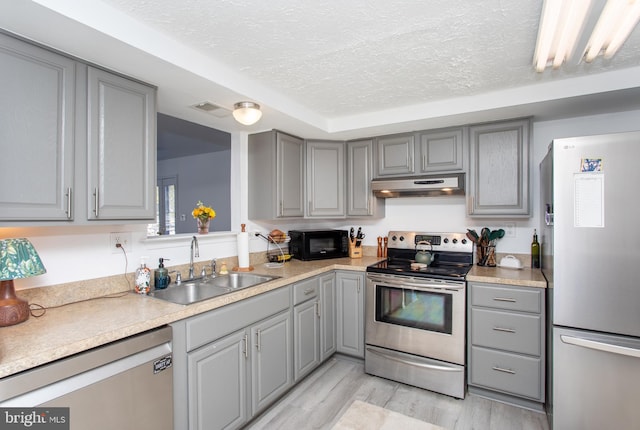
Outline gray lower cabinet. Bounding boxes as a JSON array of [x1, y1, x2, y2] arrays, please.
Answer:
[[468, 118, 530, 217], [336, 271, 365, 358], [306, 140, 345, 217], [319, 273, 337, 361], [293, 277, 320, 381], [293, 273, 336, 381], [467, 282, 545, 409], [248, 130, 305, 219], [0, 32, 156, 223], [172, 287, 293, 430]]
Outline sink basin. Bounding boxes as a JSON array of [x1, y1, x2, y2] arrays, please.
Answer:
[[209, 273, 278, 290], [148, 273, 279, 305]]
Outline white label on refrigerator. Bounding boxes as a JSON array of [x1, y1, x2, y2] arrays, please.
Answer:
[[574, 173, 604, 228]]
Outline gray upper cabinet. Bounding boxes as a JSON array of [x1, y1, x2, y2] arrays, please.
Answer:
[[306, 140, 345, 217], [346, 139, 384, 218], [418, 127, 465, 173], [249, 131, 304, 219], [86, 67, 156, 220], [468, 118, 530, 217], [375, 133, 415, 177], [0, 33, 76, 221], [0, 32, 156, 223]]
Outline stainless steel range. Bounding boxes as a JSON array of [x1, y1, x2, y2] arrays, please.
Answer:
[[365, 231, 473, 399]]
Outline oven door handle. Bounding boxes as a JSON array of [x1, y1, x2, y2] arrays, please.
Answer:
[[367, 275, 463, 292], [366, 347, 462, 372]]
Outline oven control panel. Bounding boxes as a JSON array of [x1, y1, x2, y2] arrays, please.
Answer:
[[387, 231, 473, 253]]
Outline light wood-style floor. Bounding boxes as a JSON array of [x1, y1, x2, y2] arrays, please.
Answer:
[[246, 356, 549, 430]]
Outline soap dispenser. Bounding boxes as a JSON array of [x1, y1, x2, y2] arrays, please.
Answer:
[[135, 257, 151, 294], [154, 258, 170, 290]]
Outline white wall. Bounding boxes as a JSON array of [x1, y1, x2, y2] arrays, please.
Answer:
[[3, 109, 639, 290]]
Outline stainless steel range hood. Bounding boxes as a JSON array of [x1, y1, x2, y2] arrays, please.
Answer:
[[371, 173, 465, 198]]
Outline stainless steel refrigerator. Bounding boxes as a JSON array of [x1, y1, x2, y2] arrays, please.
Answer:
[[540, 130, 640, 429]]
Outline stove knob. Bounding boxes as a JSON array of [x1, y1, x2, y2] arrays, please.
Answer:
[[462, 238, 467, 244], [398, 236, 404, 242], [391, 235, 397, 241], [443, 238, 449, 243], [452, 238, 458, 244]]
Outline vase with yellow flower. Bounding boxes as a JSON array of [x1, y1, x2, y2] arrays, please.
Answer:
[[192, 201, 216, 234]]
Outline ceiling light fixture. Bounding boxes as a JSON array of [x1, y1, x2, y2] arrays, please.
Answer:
[[232, 101, 262, 126], [583, 0, 640, 62], [534, 0, 640, 72], [534, 0, 592, 72]]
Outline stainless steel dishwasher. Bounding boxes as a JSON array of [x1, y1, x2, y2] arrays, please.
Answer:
[[0, 325, 173, 430]]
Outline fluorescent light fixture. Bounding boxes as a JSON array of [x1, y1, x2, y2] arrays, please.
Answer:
[[534, 0, 592, 72], [583, 0, 640, 62], [232, 101, 262, 125]]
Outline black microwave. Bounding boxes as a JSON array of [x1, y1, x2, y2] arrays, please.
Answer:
[[288, 229, 349, 261]]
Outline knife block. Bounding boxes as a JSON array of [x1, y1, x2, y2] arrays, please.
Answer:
[[349, 243, 362, 259]]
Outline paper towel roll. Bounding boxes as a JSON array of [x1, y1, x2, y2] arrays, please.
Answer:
[[237, 231, 250, 268]]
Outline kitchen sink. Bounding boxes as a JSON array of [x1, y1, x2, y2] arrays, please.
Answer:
[[148, 273, 280, 305]]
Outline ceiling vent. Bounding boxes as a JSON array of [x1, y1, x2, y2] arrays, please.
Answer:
[[191, 101, 231, 118]]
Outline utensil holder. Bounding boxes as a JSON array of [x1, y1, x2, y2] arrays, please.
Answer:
[[476, 245, 496, 267]]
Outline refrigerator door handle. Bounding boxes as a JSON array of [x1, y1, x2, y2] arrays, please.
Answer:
[[560, 335, 640, 359]]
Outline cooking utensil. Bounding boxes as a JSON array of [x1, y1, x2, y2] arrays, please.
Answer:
[[350, 227, 355, 243], [480, 228, 490, 246], [466, 231, 477, 243]]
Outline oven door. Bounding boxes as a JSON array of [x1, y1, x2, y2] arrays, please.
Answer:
[[366, 273, 465, 365]]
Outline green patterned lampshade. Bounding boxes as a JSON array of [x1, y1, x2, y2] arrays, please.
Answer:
[[0, 238, 46, 327], [0, 238, 46, 281]]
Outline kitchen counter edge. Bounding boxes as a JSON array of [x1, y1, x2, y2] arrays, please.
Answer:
[[0, 257, 380, 379]]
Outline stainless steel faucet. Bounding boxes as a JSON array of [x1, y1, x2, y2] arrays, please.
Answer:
[[210, 259, 217, 278], [188, 235, 199, 279]]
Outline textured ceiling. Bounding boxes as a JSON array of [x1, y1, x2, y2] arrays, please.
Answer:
[[2, 0, 640, 138]]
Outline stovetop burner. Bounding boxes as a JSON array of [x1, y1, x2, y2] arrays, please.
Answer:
[[367, 231, 474, 280]]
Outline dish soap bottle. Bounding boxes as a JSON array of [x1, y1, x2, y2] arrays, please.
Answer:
[[154, 258, 170, 290], [531, 229, 540, 269], [135, 257, 151, 294]]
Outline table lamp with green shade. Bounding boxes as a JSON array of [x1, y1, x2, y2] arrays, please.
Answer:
[[0, 238, 46, 326]]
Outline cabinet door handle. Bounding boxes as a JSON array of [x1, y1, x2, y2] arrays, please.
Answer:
[[304, 288, 315, 295], [65, 187, 72, 219], [279, 200, 283, 216], [492, 366, 516, 375], [243, 334, 248, 358], [256, 329, 261, 352], [493, 327, 516, 333], [93, 187, 99, 218], [493, 297, 517, 303], [357, 278, 361, 294], [316, 301, 320, 317]]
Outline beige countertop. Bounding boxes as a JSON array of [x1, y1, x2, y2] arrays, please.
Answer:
[[0, 257, 381, 379], [0, 257, 546, 379], [467, 265, 547, 288]]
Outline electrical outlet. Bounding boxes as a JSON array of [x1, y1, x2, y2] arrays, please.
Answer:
[[110, 232, 132, 254], [504, 222, 516, 238]]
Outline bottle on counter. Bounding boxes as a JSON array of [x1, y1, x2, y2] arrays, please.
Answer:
[[154, 258, 170, 290], [135, 257, 151, 294], [531, 229, 540, 269]]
